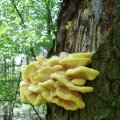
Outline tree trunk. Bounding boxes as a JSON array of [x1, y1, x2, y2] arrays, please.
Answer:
[[47, 0, 120, 120]]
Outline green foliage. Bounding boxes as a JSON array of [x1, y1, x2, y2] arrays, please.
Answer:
[[0, 81, 17, 100], [0, 0, 61, 102], [0, 0, 60, 58]]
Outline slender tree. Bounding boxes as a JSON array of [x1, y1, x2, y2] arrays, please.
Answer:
[[47, 0, 120, 120]]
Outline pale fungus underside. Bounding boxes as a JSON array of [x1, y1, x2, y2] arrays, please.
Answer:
[[20, 52, 99, 110]]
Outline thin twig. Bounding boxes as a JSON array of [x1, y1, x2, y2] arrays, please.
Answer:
[[31, 104, 43, 120], [10, 0, 26, 28]]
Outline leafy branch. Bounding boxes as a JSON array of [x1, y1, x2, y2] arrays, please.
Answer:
[[10, 0, 26, 28]]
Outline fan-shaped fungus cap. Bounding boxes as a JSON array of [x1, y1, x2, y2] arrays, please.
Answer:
[[38, 79, 55, 89], [20, 93, 28, 103], [42, 88, 56, 102], [39, 66, 54, 73], [59, 58, 91, 68], [53, 65, 64, 71], [26, 92, 39, 105], [42, 88, 78, 110], [20, 81, 29, 103], [21, 62, 41, 81], [34, 94, 47, 105], [20, 81, 32, 103], [71, 78, 86, 86], [66, 66, 99, 80], [48, 56, 59, 66], [20, 81, 47, 105], [65, 21, 72, 30], [70, 52, 92, 58], [27, 92, 47, 105], [36, 56, 47, 65], [56, 86, 85, 109], [56, 98, 78, 110], [51, 73, 93, 93], [20, 81, 31, 94], [30, 66, 54, 83], [28, 84, 43, 93]]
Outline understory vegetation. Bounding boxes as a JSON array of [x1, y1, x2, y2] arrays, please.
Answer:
[[0, 0, 61, 119]]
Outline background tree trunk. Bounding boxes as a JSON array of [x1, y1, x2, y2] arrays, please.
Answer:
[[47, 0, 120, 120]]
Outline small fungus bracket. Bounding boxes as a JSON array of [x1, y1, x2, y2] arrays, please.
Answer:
[[65, 21, 72, 30]]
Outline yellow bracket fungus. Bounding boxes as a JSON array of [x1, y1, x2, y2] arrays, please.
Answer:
[[50, 73, 93, 93], [20, 52, 99, 110], [53, 65, 64, 71], [71, 78, 86, 86], [29, 66, 54, 83], [56, 86, 85, 109], [20, 81, 46, 105], [66, 66, 99, 80], [65, 21, 72, 30], [48, 55, 60, 67], [36, 56, 47, 65], [21, 62, 41, 81], [59, 58, 91, 68], [38, 79, 56, 90], [28, 84, 43, 93], [70, 52, 92, 58]]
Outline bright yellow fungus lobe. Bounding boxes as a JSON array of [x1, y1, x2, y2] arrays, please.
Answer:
[[53, 65, 64, 71], [59, 58, 91, 68], [66, 66, 99, 80], [28, 84, 43, 93], [20, 52, 99, 110], [70, 52, 92, 58], [38, 79, 55, 90], [71, 78, 86, 86], [36, 56, 47, 65], [65, 21, 72, 30], [48, 56, 59, 66], [56, 86, 85, 109], [21, 62, 41, 81], [50, 73, 93, 93], [20, 81, 47, 105], [29, 66, 54, 83]]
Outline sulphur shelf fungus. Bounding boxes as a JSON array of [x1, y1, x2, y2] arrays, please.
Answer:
[[20, 52, 99, 110]]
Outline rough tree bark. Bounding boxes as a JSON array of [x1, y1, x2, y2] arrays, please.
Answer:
[[47, 0, 120, 120]]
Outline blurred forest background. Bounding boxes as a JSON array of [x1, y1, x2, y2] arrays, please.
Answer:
[[0, 0, 61, 119]]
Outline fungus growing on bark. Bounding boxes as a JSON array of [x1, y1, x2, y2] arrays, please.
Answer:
[[20, 52, 99, 110], [29, 66, 54, 83], [28, 84, 43, 93], [38, 79, 56, 89], [56, 86, 85, 109], [36, 56, 47, 65], [66, 66, 99, 80], [71, 78, 86, 86], [20, 81, 46, 105], [21, 62, 41, 81], [59, 58, 91, 68], [50, 73, 93, 93], [53, 65, 64, 71], [65, 21, 72, 30], [70, 52, 92, 58], [48, 56, 59, 66]]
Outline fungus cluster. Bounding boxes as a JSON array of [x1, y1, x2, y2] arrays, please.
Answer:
[[20, 52, 99, 110]]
